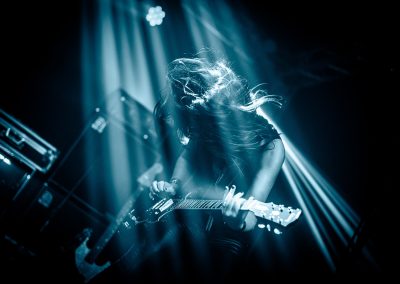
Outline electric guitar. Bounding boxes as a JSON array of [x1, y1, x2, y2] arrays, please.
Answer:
[[75, 182, 301, 282], [122, 194, 302, 233], [74, 162, 164, 283]]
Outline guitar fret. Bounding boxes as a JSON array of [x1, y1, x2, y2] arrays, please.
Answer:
[[153, 198, 301, 228], [195, 200, 202, 208], [168, 198, 301, 227], [189, 200, 196, 208], [213, 200, 222, 209], [208, 200, 215, 208], [207, 200, 214, 208], [203, 200, 210, 208], [198, 200, 204, 208], [174, 199, 222, 210]]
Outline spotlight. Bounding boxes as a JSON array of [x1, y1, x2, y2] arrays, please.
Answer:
[[146, 6, 165, 27]]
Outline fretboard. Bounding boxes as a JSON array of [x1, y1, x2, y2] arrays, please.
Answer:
[[170, 199, 280, 221], [148, 198, 301, 228], [173, 199, 224, 210]]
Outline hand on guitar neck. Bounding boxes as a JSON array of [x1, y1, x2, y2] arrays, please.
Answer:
[[150, 180, 259, 232], [126, 182, 301, 234], [221, 185, 258, 232]]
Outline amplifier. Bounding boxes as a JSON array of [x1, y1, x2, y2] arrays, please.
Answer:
[[0, 109, 59, 210], [50, 88, 162, 217], [0, 108, 62, 255], [0, 109, 59, 174]]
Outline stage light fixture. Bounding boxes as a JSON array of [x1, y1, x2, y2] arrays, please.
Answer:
[[146, 6, 165, 27]]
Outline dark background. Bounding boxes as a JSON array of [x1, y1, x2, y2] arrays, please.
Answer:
[[1, 0, 397, 279]]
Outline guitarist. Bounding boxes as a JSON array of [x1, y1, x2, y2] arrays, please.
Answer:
[[151, 56, 285, 279], [93, 55, 285, 282]]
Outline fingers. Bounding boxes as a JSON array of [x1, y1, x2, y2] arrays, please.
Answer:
[[223, 186, 233, 205], [158, 181, 166, 192], [230, 192, 245, 215], [243, 196, 257, 210], [151, 180, 165, 194], [150, 180, 158, 197], [223, 190, 245, 217], [149, 180, 175, 200]]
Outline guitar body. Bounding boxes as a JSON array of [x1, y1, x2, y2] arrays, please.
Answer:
[[75, 232, 111, 283], [74, 190, 302, 282]]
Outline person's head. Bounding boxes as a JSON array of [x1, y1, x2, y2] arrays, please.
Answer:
[[154, 56, 282, 148]]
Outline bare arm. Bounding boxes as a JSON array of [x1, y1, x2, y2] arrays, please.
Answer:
[[248, 138, 285, 202], [151, 139, 285, 232], [223, 138, 285, 231], [170, 149, 193, 189]]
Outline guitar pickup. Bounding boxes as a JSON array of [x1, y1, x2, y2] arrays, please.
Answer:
[[158, 199, 174, 212]]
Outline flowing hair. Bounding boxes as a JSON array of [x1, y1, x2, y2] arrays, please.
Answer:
[[154, 57, 283, 182]]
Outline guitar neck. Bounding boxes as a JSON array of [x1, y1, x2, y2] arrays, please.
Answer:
[[140, 195, 301, 228], [167, 198, 301, 228], [173, 199, 224, 210], [140, 187, 301, 228], [171, 198, 266, 218]]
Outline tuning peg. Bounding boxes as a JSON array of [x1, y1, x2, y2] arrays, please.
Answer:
[[257, 224, 266, 229]]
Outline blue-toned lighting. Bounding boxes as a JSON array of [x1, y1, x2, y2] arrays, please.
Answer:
[[146, 6, 165, 27], [80, 0, 366, 273]]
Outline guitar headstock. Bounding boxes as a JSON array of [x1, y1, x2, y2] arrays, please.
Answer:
[[246, 200, 302, 228]]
